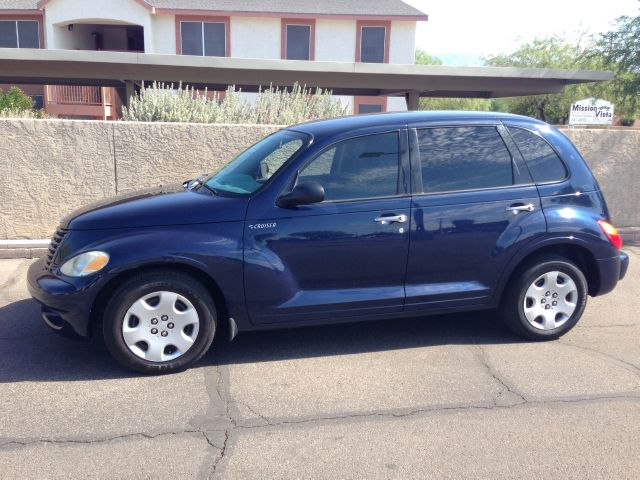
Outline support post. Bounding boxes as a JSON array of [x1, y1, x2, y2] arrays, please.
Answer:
[[124, 80, 136, 108], [101, 87, 107, 121], [405, 91, 420, 111]]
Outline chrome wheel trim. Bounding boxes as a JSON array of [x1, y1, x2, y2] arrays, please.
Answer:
[[122, 291, 200, 363], [523, 271, 578, 331]]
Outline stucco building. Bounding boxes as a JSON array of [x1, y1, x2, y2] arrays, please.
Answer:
[[0, 0, 427, 119]]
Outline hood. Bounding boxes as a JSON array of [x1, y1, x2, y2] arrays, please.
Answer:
[[62, 184, 249, 230]]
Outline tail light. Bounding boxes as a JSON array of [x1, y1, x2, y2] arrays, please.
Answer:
[[598, 220, 622, 250]]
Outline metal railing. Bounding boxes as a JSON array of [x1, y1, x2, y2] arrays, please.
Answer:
[[46, 85, 107, 105]]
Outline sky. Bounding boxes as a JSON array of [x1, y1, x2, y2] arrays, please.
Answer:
[[404, 0, 640, 65]]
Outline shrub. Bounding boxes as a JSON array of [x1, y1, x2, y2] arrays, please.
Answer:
[[0, 86, 46, 118], [122, 82, 349, 125], [0, 108, 46, 119]]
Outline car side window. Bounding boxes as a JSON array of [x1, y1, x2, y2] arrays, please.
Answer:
[[298, 132, 400, 201], [508, 127, 568, 184], [417, 126, 516, 194]]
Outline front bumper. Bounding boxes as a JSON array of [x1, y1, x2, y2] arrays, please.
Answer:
[[594, 251, 629, 297], [27, 257, 99, 337]]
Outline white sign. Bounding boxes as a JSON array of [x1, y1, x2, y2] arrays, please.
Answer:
[[569, 98, 614, 126]]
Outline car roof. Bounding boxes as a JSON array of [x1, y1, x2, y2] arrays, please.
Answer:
[[288, 111, 545, 139]]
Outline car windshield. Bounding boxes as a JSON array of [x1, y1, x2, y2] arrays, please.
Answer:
[[205, 130, 309, 195]]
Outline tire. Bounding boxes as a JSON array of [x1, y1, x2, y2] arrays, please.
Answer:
[[102, 270, 217, 374], [500, 254, 588, 340]]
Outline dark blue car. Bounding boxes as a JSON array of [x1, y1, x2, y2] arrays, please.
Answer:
[[28, 112, 629, 373]]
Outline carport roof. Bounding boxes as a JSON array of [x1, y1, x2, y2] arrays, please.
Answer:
[[0, 49, 614, 100]]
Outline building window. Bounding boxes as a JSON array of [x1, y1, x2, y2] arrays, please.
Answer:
[[354, 96, 387, 114], [286, 25, 310, 60], [180, 20, 228, 57], [358, 104, 383, 114], [0, 20, 40, 49], [357, 21, 390, 63], [30, 95, 44, 110], [281, 20, 315, 60]]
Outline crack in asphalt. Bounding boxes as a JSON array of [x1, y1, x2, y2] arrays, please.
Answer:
[[201, 431, 225, 450], [0, 429, 205, 450], [1, 392, 638, 453], [558, 339, 640, 379], [230, 393, 640, 431], [208, 364, 233, 479], [234, 400, 272, 426], [472, 342, 528, 405], [194, 360, 236, 480], [207, 430, 229, 480]]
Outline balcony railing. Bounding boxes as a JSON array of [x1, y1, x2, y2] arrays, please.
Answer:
[[46, 85, 106, 105], [44, 86, 121, 119]]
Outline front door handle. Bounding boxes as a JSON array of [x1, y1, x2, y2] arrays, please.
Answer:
[[506, 203, 535, 214], [374, 214, 408, 225]]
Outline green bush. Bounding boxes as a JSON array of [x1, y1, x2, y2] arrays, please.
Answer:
[[122, 82, 349, 125], [0, 86, 46, 118], [0, 108, 46, 119]]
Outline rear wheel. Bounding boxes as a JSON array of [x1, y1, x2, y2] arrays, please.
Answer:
[[103, 270, 216, 374], [500, 255, 588, 340]]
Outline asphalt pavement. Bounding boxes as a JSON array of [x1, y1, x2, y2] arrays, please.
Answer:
[[0, 248, 638, 479]]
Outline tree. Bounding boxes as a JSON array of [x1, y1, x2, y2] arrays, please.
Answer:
[[0, 86, 35, 112], [419, 96, 497, 112], [485, 36, 610, 124], [593, 14, 639, 124], [414, 49, 496, 111], [414, 48, 443, 66], [486, 29, 639, 125]]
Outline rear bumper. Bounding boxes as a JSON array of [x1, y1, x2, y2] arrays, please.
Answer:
[[594, 251, 629, 296], [619, 251, 629, 280], [27, 257, 97, 337]]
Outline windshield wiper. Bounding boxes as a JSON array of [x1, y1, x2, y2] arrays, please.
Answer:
[[199, 183, 220, 196], [184, 174, 220, 196]]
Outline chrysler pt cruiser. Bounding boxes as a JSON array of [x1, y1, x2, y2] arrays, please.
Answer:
[[28, 112, 629, 373]]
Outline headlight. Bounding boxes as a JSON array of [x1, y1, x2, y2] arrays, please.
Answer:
[[60, 251, 110, 277]]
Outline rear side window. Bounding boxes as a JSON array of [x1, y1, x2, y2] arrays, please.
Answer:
[[299, 132, 400, 201], [417, 126, 513, 194], [508, 127, 567, 184]]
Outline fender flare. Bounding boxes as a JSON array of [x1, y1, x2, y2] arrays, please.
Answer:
[[492, 234, 598, 303]]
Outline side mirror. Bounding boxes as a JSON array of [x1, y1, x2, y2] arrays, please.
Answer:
[[277, 181, 325, 208]]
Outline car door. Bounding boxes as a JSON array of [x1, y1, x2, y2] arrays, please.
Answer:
[[244, 129, 411, 325], [405, 122, 547, 311]]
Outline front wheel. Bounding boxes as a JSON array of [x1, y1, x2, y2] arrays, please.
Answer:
[[103, 270, 217, 374], [500, 255, 588, 340]]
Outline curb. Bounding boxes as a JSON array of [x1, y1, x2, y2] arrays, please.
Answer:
[[0, 240, 49, 260], [620, 228, 640, 246]]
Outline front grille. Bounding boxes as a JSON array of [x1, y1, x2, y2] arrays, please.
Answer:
[[45, 228, 68, 269]]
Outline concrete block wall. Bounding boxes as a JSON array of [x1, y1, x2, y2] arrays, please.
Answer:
[[0, 119, 638, 240], [561, 128, 640, 230], [0, 119, 279, 240]]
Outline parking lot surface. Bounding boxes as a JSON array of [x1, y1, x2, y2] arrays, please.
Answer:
[[1, 249, 638, 479]]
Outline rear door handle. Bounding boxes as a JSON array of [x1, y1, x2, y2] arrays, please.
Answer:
[[506, 203, 535, 214], [374, 214, 408, 225]]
